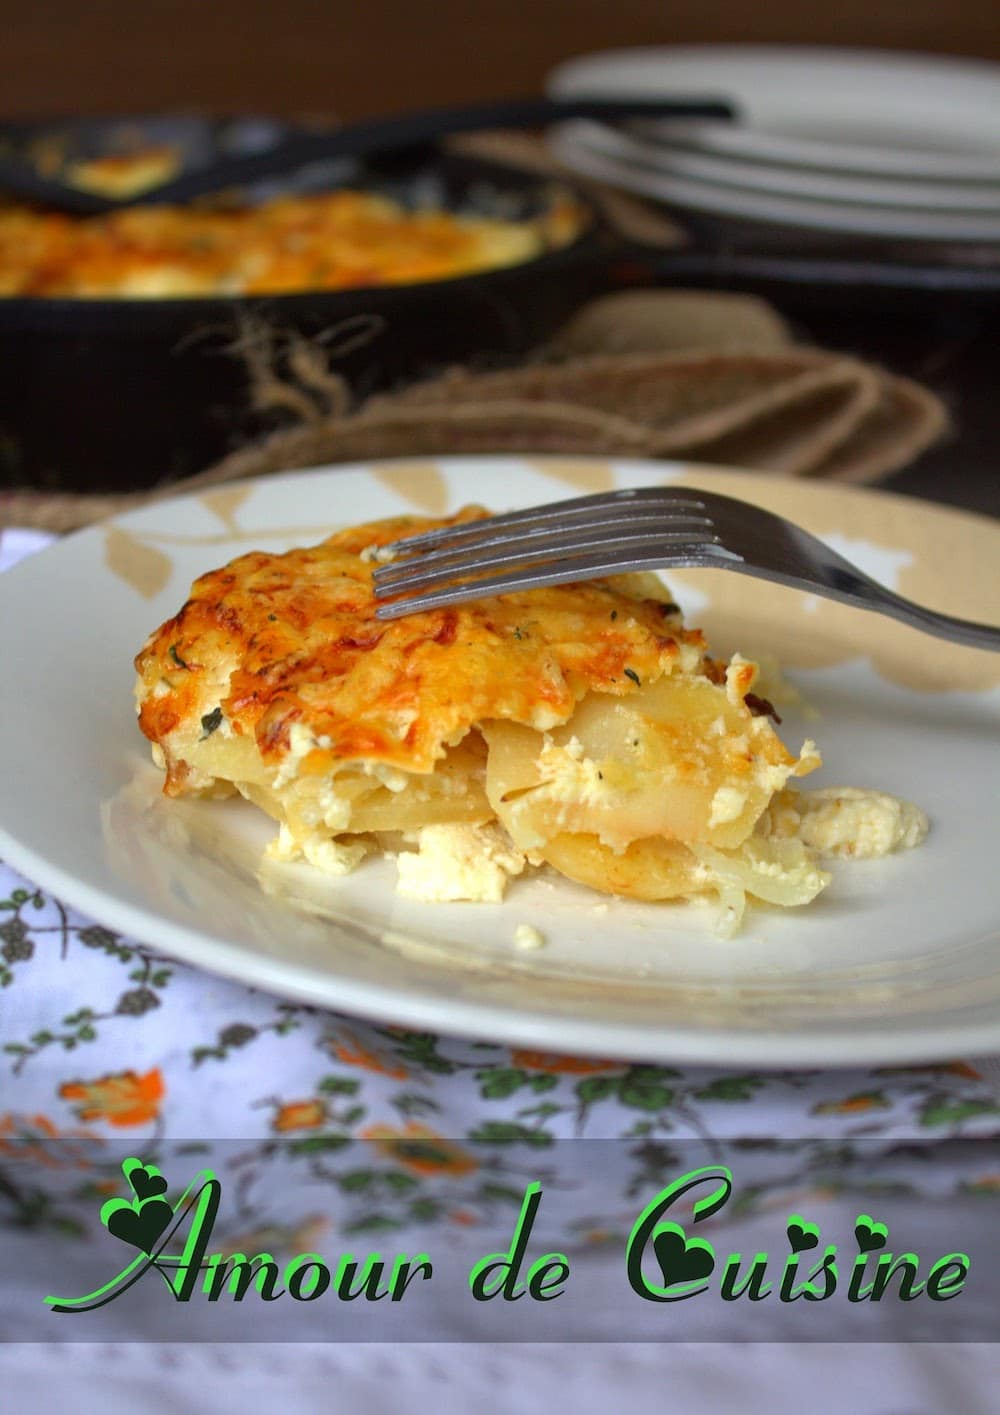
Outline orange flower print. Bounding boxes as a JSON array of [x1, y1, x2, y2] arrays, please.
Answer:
[[814, 1091, 890, 1117], [880, 1061, 983, 1081], [0, 1113, 59, 1142], [964, 1175, 1000, 1194], [272, 1100, 327, 1133], [219, 1216, 331, 1258], [0, 1113, 96, 1167], [511, 1049, 621, 1075], [360, 1122, 477, 1177], [59, 1068, 164, 1127], [331, 1031, 408, 1079]]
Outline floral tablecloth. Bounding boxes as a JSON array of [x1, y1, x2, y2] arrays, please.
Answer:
[[2, 526, 999, 1403], [3, 857, 1000, 1151]]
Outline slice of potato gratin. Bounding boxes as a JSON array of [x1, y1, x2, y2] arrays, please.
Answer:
[[134, 508, 926, 933]]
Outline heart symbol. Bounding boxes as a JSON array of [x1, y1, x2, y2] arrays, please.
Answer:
[[125, 1162, 168, 1203], [786, 1215, 820, 1253], [855, 1214, 888, 1253], [651, 1223, 716, 1288], [102, 1196, 175, 1255]]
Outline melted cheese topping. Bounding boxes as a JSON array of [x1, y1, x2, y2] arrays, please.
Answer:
[[135, 508, 707, 790], [0, 189, 584, 298]]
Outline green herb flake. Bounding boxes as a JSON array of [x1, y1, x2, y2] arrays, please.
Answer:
[[199, 707, 223, 740], [268, 613, 278, 622], [169, 644, 190, 670], [610, 610, 618, 621], [659, 602, 680, 618], [624, 667, 641, 686]]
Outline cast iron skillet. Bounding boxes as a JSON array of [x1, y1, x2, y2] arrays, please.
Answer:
[[3, 116, 999, 493], [0, 143, 620, 492]]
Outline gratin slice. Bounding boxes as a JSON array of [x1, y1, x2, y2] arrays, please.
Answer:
[[134, 508, 924, 931]]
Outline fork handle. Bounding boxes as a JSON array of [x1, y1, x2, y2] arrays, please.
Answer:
[[740, 519, 1000, 653], [746, 559, 1000, 652], [864, 590, 1000, 652]]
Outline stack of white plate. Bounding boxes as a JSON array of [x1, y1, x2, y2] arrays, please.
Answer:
[[547, 46, 1000, 242]]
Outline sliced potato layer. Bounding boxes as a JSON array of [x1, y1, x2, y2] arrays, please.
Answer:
[[482, 676, 814, 856]]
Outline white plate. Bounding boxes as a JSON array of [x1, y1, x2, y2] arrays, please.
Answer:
[[1, 458, 999, 1066], [547, 128, 1000, 241], [557, 119, 1000, 213], [549, 46, 1000, 181]]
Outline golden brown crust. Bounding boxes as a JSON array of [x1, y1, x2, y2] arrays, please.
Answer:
[[135, 508, 706, 794]]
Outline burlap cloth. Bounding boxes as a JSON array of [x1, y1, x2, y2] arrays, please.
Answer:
[[1, 133, 948, 533], [1, 284, 948, 534]]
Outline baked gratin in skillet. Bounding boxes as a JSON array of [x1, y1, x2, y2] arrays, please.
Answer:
[[0, 189, 583, 298], [134, 508, 926, 933]]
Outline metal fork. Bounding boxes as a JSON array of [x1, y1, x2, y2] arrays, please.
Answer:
[[371, 487, 1000, 651]]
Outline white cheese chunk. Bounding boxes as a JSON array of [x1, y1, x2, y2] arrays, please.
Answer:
[[709, 785, 749, 827], [396, 822, 526, 902], [513, 923, 546, 950], [760, 786, 929, 859], [265, 822, 370, 875]]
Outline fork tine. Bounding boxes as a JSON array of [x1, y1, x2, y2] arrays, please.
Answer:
[[374, 526, 720, 595], [373, 513, 717, 592], [376, 487, 708, 556], [367, 483, 1000, 651], [374, 545, 737, 619], [374, 506, 714, 583]]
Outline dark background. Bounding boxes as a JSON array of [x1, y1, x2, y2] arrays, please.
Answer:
[[0, 2, 996, 514], [2, 1, 999, 120]]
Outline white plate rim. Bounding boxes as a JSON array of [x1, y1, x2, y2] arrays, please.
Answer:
[[549, 44, 1000, 180], [547, 130, 1000, 241], [1, 457, 999, 1068], [557, 119, 1000, 213]]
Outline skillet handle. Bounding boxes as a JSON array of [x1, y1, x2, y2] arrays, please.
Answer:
[[15, 96, 736, 213]]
